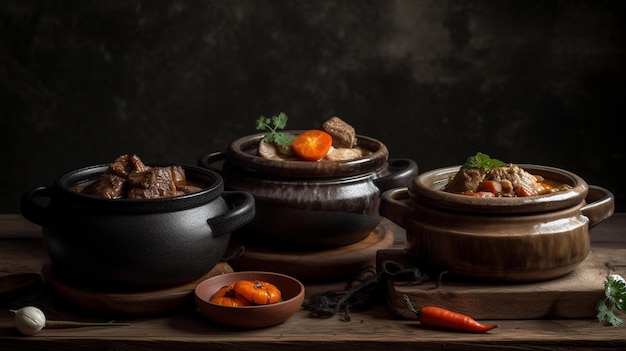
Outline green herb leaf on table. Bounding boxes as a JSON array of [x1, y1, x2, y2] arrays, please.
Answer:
[[461, 152, 508, 170], [256, 112, 295, 148], [597, 274, 626, 327]]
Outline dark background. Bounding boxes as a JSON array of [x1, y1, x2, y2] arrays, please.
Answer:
[[1, 0, 624, 213]]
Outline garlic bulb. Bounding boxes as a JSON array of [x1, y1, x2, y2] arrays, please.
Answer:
[[9, 305, 131, 336], [10, 306, 46, 335]]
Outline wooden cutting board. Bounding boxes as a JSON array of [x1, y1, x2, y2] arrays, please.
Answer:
[[379, 248, 625, 320]]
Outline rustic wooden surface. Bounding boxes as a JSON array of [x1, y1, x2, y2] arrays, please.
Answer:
[[1, 213, 625, 351], [382, 248, 625, 320]]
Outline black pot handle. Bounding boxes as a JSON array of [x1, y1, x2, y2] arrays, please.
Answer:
[[197, 152, 226, 173], [20, 186, 54, 227], [207, 191, 255, 238], [373, 158, 419, 193]]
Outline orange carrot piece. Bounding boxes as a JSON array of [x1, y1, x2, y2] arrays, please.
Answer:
[[514, 184, 534, 197], [291, 130, 333, 161], [476, 180, 502, 195]]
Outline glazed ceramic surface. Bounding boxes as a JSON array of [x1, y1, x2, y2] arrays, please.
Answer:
[[380, 165, 615, 282], [199, 131, 418, 249], [409, 165, 590, 214], [20, 164, 255, 289], [194, 271, 305, 329], [222, 131, 392, 178]]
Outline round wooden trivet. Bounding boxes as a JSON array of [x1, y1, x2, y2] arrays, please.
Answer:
[[228, 218, 395, 282], [41, 262, 233, 317]]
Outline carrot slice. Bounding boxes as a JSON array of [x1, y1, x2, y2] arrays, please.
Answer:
[[291, 130, 333, 161], [476, 180, 502, 195], [514, 184, 534, 197]]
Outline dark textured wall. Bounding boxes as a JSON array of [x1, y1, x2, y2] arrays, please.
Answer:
[[1, 0, 624, 213]]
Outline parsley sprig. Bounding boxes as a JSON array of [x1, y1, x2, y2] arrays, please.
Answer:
[[256, 112, 295, 148], [597, 274, 626, 327], [461, 152, 508, 170]]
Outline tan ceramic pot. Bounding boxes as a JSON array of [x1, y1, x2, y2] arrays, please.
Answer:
[[380, 165, 614, 282]]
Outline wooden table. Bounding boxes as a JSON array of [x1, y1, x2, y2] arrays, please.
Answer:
[[1, 213, 625, 351]]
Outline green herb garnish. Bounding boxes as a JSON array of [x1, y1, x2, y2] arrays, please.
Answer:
[[597, 274, 626, 327], [256, 112, 295, 148], [461, 152, 508, 170]]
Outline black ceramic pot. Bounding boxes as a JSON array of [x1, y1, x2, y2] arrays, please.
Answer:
[[20, 164, 255, 290], [198, 132, 418, 249]]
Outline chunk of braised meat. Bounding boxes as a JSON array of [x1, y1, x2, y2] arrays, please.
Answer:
[[443, 164, 545, 197], [258, 140, 279, 159], [78, 155, 194, 199], [168, 165, 186, 186], [442, 168, 486, 194], [322, 116, 356, 148], [80, 173, 127, 199], [108, 154, 149, 178], [486, 164, 544, 197], [324, 147, 363, 161], [126, 166, 183, 199]]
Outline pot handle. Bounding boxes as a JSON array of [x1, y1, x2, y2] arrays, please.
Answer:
[[373, 158, 418, 193], [197, 152, 226, 173], [581, 185, 614, 229], [20, 186, 54, 227], [379, 187, 416, 229], [207, 191, 256, 238]]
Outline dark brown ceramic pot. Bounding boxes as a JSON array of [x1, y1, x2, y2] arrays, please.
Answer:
[[20, 164, 255, 289], [199, 131, 418, 249], [380, 165, 614, 282]]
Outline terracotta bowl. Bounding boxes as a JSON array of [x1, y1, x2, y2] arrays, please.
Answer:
[[199, 131, 418, 249], [380, 165, 615, 282], [194, 271, 305, 329]]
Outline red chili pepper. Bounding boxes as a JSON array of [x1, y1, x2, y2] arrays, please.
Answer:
[[403, 295, 497, 333]]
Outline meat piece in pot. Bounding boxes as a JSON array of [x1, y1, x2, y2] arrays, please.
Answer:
[[443, 164, 546, 197], [168, 165, 186, 186], [324, 147, 364, 161], [442, 168, 486, 194], [322, 116, 356, 148], [126, 166, 181, 199], [486, 164, 544, 197], [108, 154, 150, 178], [80, 173, 127, 199], [77, 155, 195, 199]]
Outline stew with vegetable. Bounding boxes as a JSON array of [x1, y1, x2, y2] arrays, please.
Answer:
[[443, 152, 572, 197], [255, 113, 371, 162]]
